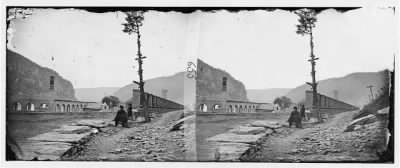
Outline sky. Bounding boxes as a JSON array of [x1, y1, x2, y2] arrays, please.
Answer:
[[8, 8, 396, 89]]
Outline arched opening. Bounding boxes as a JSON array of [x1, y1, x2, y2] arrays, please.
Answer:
[[72, 105, 75, 112], [26, 103, 35, 111], [239, 105, 243, 113], [228, 105, 233, 112], [199, 104, 208, 112], [40, 103, 48, 109], [14, 102, 22, 111], [66, 105, 70, 112], [213, 104, 221, 110], [234, 105, 238, 113], [56, 104, 61, 112], [244, 106, 247, 113], [62, 104, 65, 112]]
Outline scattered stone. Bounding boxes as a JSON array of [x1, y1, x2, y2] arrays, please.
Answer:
[[170, 115, 195, 131], [53, 125, 92, 134], [250, 121, 281, 129], [228, 126, 266, 135], [345, 115, 377, 132], [15, 141, 72, 160], [377, 107, 389, 115], [215, 143, 250, 161], [74, 120, 108, 128], [28, 132, 92, 143], [98, 156, 107, 160], [207, 133, 265, 144]]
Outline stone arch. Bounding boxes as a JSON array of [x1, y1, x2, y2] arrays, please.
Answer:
[[234, 105, 238, 113], [40, 103, 48, 109], [239, 105, 242, 113], [228, 105, 233, 112], [56, 104, 61, 112], [199, 104, 208, 112], [213, 104, 221, 110], [244, 106, 247, 113], [26, 102, 35, 111], [14, 102, 22, 111], [61, 104, 65, 112], [72, 105, 76, 112], [66, 104, 70, 112]]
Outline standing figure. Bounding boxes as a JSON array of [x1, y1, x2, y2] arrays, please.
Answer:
[[127, 104, 133, 121], [300, 105, 306, 121], [113, 105, 128, 128], [288, 106, 302, 128]]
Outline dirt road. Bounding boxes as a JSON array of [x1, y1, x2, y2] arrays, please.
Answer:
[[63, 110, 186, 161], [242, 111, 386, 162]]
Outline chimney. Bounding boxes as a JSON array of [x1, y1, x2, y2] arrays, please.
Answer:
[[162, 89, 167, 99]]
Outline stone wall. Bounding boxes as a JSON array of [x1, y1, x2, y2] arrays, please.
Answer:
[[305, 90, 359, 111]]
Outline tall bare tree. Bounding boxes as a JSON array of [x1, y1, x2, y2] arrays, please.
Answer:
[[295, 9, 322, 122], [122, 11, 150, 122]]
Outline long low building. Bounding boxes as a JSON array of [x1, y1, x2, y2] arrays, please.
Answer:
[[196, 99, 274, 113], [127, 89, 184, 110], [8, 98, 97, 113]]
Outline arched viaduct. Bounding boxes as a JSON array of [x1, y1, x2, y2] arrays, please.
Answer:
[[9, 99, 90, 113]]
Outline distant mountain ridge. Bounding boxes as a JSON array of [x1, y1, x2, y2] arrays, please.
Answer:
[[112, 72, 185, 104], [285, 70, 389, 107], [247, 88, 291, 103], [75, 87, 120, 102]]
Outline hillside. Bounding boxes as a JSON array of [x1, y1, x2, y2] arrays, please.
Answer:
[[112, 72, 185, 104], [6, 49, 76, 103], [196, 59, 248, 101], [247, 88, 291, 103], [285, 70, 390, 107], [75, 87, 120, 102]]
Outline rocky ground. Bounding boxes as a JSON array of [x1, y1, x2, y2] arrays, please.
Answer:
[[63, 110, 189, 161], [241, 111, 388, 162]]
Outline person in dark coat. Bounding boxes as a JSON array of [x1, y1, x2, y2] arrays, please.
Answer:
[[288, 106, 302, 128], [114, 105, 128, 127], [127, 104, 133, 121], [300, 105, 306, 121]]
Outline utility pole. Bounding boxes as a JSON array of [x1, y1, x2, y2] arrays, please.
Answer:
[[367, 85, 374, 102]]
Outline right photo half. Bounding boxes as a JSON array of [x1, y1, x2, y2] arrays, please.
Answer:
[[195, 7, 395, 162]]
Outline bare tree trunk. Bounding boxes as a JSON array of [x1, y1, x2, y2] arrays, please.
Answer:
[[309, 30, 322, 123], [136, 27, 150, 122]]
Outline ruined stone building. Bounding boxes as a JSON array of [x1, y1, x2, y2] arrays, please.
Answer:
[[196, 59, 272, 113], [6, 50, 94, 113]]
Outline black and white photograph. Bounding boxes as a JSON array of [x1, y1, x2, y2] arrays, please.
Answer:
[[0, 0, 398, 167]]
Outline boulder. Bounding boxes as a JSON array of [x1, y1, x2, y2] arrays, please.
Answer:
[[215, 143, 250, 161], [345, 114, 377, 132], [228, 126, 266, 135], [28, 132, 91, 143], [250, 121, 281, 129], [74, 120, 108, 128], [53, 125, 92, 134], [377, 107, 389, 115], [170, 115, 195, 131], [15, 141, 72, 160], [207, 133, 264, 144]]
